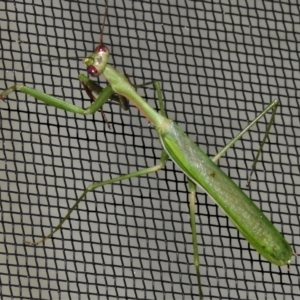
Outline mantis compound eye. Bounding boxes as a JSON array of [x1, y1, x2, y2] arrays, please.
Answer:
[[87, 65, 100, 77], [94, 45, 109, 54]]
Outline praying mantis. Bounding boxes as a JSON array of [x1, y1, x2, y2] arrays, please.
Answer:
[[0, 2, 293, 299]]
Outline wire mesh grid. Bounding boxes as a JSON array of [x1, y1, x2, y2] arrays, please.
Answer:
[[0, 0, 299, 299]]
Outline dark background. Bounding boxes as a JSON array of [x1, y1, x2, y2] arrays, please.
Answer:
[[0, 0, 299, 299]]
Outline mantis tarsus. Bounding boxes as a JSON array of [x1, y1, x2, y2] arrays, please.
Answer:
[[0, 2, 293, 299]]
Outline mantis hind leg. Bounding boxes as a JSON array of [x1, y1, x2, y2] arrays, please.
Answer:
[[25, 150, 169, 246], [212, 99, 279, 185], [188, 179, 203, 300]]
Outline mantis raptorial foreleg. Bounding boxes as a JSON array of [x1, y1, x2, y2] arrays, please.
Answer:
[[0, 76, 122, 116]]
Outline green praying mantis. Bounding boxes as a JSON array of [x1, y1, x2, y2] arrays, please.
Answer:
[[0, 2, 293, 299]]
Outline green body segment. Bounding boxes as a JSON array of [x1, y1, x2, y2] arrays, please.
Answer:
[[99, 60, 292, 266], [157, 119, 292, 266]]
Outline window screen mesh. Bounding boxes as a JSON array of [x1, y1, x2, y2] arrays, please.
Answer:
[[0, 1, 299, 299]]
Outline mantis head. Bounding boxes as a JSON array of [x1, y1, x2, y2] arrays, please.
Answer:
[[84, 2, 109, 78], [84, 45, 110, 77]]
